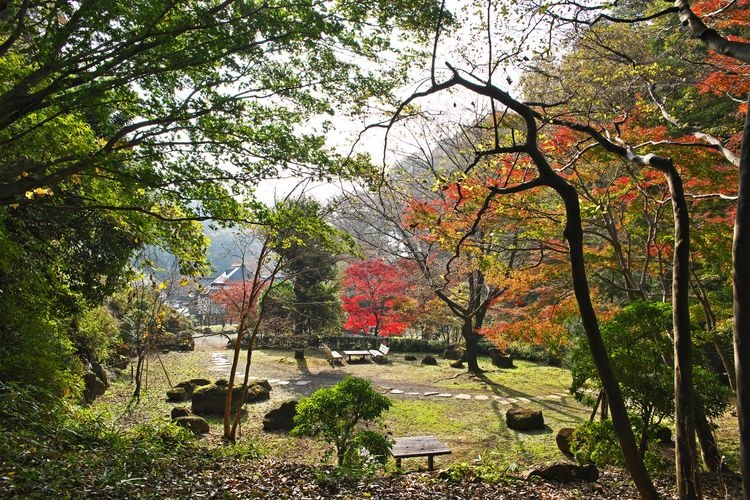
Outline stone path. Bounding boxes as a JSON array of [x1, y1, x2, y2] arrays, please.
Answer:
[[209, 351, 571, 403]]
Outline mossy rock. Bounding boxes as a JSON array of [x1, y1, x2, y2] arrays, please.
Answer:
[[167, 387, 190, 402], [173, 415, 209, 435], [506, 408, 545, 431], [421, 355, 438, 366], [171, 406, 192, 419], [246, 382, 271, 403], [191, 383, 246, 414]]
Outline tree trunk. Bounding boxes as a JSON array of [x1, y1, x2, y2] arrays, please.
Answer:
[[663, 164, 700, 499], [695, 405, 723, 473], [463, 318, 481, 373], [733, 93, 750, 500], [554, 180, 659, 500]]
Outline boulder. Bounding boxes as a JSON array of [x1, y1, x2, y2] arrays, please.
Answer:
[[90, 362, 110, 389], [171, 406, 192, 419], [83, 370, 107, 404], [526, 462, 599, 483], [191, 382, 246, 414], [253, 379, 272, 392], [422, 355, 438, 366], [215, 379, 229, 387], [556, 427, 575, 457], [263, 401, 298, 431], [166, 387, 190, 402], [246, 382, 271, 403], [506, 408, 545, 431], [173, 415, 210, 435], [189, 378, 211, 387], [489, 348, 514, 368], [404, 355, 417, 361], [175, 381, 195, 395], [443, 344, 464, 360], [450, 359, 464, 369]]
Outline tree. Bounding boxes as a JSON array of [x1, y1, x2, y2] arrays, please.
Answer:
[[292, 377, 392, 467], [341, 259, 414, 336]]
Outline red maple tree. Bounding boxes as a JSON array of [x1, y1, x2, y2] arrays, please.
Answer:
[[341, 259, 414, 336]]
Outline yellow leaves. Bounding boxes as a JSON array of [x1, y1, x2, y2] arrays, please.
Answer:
[[180, 277, 190, 287], [24, 187, 54, 199]]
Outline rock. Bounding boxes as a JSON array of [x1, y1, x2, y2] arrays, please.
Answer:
[[404, 355, 417, 361], [171, 406, 192, 419], [90, 362, 110, 389], [173, 415, 209, 435], [166, 387, 190, 402], [189, 378, 212, 388], [215, 379, 229, 387], [526, 462, 599, 483], [83, 370, 106, 404], [246, 382, 271, 403], [111, 354, 130, 370], [253, 379, 272, 392], [489, 348, 514, 368], [263, 401, 298, 431], [443, 344, 464, 360], [191, 382, 246, 414], [175, 381, 195, 395], [450, 359, 464, 369], [422, 355, 438, 366], [506, 408, 545, 431], [556, 427, 575, 456]]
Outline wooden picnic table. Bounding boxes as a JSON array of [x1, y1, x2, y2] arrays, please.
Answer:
[[342, 349, 372, 362], [392, 435, 452, 470]]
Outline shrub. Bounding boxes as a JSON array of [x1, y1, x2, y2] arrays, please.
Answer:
[[292, 377, 392, 467], [570, 419, 667, 474]]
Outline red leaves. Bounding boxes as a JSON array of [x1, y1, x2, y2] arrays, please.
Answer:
[[341, 259, 415, 336]]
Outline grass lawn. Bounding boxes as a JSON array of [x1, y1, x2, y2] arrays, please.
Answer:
[[96, 345, 592, 470]]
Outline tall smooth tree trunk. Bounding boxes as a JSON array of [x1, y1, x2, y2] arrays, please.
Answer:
[[733, 93, 750, 500], [554, 179, 660, 500], [661, 164, 700, 499]]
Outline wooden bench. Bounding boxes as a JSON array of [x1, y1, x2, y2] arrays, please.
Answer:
[[342, 349, 372, 362], [320, 344, 344, 366], [369, 343, 390, 361], [392, 435, 452, 470]]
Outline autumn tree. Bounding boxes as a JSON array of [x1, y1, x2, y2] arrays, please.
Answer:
[[341, 259, 414, 337]]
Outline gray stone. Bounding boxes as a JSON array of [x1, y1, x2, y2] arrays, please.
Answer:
[[506, 408, 545, 431], [556, 427, 575, 457], [253, 379, 272, 392], [404, 355, 417, 361], [262, 401, 298, 431], [171, 406, 191, 419], [489, 348, 514, 368], [174, 415, 210, 435]]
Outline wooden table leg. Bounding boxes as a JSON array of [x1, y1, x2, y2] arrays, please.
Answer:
[[428, 455, 434, 470], [396, 458, 402, 468]]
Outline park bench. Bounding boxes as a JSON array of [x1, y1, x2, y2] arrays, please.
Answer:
[[392, 435, 452, 470], [320, 344, 344, 366], [369, 343, 390, 361]]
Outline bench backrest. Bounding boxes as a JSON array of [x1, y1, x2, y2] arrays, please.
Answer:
[[379, 344, 390, 355], [320, 343, 333, 357]]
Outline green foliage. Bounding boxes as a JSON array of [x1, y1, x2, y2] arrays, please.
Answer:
[[292, 377, 392, 467], [570, 419, 667, 474], [0, 381, 200, 497], [439, 457, 518, 485], [72, 305, 121, 362], [571, 301, 730, 451]]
